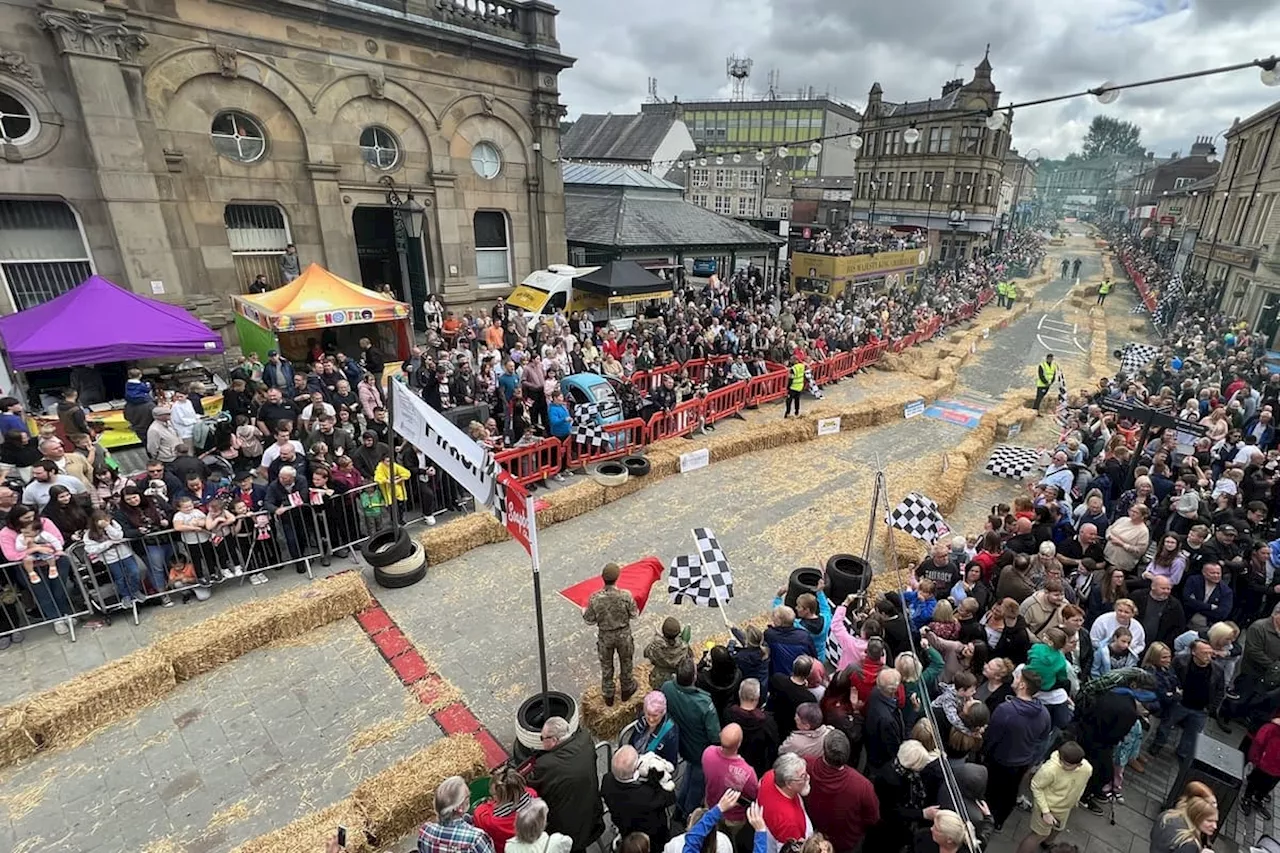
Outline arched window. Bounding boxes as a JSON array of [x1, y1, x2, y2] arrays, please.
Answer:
[[224, 204, 291, 291], [0, 199, 94, 310], [0, 90, 37, 146]]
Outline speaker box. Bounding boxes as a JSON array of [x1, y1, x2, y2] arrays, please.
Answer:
[[1163, 733, 1244, 834], [442, 403, 491, 431]]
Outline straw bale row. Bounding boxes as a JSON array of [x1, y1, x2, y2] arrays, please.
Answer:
[[230, 734, 488, 853], [0, 572, 372, 767], [580, 662, 654, 741], [421, 512, 509, 564]]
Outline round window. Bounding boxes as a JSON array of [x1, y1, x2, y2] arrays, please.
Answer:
[[470, 141, 502, 180], [0, 91, 37, 146], [360, 126, 400, 170], [210, 111, 267, 163]]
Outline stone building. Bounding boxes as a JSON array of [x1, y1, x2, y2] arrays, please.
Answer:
[[0, 0, 573, 329], [850, 52, 1012, 263]]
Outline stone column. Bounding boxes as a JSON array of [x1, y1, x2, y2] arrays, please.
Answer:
[[39, 5, 185, 295], [532, 96, 567, 266]]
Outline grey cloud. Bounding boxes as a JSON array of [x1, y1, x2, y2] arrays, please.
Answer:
[[552, 0, 1280, 161]]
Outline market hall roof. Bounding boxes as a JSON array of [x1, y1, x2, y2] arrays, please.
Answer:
[[563, 165, 785, 252], [561, 113, 681, 162]]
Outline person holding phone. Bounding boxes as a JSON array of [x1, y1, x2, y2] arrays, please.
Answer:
[[681, 790, 769, 853]]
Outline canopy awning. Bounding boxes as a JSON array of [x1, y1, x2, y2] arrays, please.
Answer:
[[231, 263, 411, 332], [572, 261, 673, 298], [0, 275, 224, 371]]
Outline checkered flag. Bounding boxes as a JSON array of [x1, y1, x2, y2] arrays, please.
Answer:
[[490, 463, 513, 526], [1054, 366, 1069, 429], [887, 492, 951, 543], [667, 527, 734, 608], [985, 445, 1044, 480], [1118, 342, 1160, 377], [571, 402, 606, 450]]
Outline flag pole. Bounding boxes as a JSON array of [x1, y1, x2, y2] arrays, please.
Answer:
[[526, 492, 551, 710], [386, 376, 400, 529]]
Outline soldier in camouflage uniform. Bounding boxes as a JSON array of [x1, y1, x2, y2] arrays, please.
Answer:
[[644, 616, 693, 690], [583, 562, 638, 705]]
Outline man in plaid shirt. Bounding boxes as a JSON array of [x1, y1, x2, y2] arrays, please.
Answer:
[[418, 776, 495, 853]]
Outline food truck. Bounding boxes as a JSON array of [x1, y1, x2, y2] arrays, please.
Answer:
[[505, 261, 674, 331]]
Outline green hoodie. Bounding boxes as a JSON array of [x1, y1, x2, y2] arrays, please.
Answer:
[[1026, 643, 1069, 693]]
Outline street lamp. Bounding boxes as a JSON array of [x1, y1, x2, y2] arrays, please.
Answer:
[[868, 178, 880, 227], [380, 175, 426, 331]]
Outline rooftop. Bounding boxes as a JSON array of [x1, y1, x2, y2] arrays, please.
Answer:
[[561, 113, 679, 162], [641, 96, 862, 121], [565, 188, 786, 251], [561, 162, 685, 191]]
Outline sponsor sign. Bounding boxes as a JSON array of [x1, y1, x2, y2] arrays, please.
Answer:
[[904, 399, 925, 419], [817, 416, 842, 436], [389, 381, 496, 506], [680, 447, 710, 473], [315, 308, 375, 326]]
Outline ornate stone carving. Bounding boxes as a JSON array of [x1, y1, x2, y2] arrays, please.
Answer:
[[532, 100, 567, 127], [368, 73, 385, 99], [480, 94, 495, 116], [213, 45, 238, 78], [39, 9, 149, 62], [0, 50, 43, 90]]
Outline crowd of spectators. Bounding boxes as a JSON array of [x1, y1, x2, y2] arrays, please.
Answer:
[[802, 222, 927, 256]]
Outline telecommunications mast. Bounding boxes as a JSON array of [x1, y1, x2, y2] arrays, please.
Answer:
[[726, 55, 753, 100]]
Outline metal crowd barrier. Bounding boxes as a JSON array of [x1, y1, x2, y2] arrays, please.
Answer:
[[0, 556, 95, 644]]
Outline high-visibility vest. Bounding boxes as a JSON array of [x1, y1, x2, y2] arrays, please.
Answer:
[[1006, 282, 1017, 299], [1099, 279, 1113, 294], [1036, 361, 1058, 389], [789, 362, 806, 391]]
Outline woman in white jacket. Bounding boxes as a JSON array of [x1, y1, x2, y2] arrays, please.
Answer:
[[83, 510, 146, 605], [505, 799, 571, 853]]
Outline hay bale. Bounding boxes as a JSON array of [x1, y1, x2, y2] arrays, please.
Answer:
[[269, 572, 373, 641], [0, 707, 35, 768], [421, 512, 507, 565], [842, 401, 878, 429], [231, 800, 370, 853], [537, 480, 606, 526], [352, 734, 489, 846], [706, 429, 767, 464], [581, 662, 653, 740], [159, 600, 279, 682], [646, 449, 681, 479], [601, 474, 652, 504], [24, 648, 176, 749]]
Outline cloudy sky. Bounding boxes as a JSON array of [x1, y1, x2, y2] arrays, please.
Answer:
[[550, 0, 1279, 161]]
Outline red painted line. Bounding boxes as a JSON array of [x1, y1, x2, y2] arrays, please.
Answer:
[[353, 593, 509, 765]]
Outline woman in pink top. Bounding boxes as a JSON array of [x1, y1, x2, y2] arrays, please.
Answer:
[[1, 504, 75, 634], [357, 372, 383, 420], [830, 594, 881, 671]]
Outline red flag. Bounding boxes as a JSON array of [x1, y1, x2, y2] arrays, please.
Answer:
[[559, 557, 665, 613]]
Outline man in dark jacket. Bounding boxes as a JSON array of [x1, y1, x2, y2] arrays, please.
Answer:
[[662, 659, 721, 818], [874, 595, 911, 659], [1076, 682, 1146, 814], [863, 668, 904, 772], [768, 655, 816, 742], [600, 745, 675, 847], [1151, 639, 1224, 761], [983, 667, 1050, 830], [726, 678, 779, 777], [1133, 576, 1187, 650], [764, 605, 817, 678], [528, 718, 604, 853], [1183, 562, 1234, 627], [804, 730, 879, 853], [916, 542, 961, 589]]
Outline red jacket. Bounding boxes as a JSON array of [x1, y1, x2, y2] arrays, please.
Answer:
[[1250, 722, 1280, 777], [850, 659, 883, 707]]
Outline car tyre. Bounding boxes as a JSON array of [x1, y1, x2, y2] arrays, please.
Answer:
[[622, 455, 651, 477], [514, 691, 580, 750], [590, 461, 629, 487], [361, 528, 412, 567]]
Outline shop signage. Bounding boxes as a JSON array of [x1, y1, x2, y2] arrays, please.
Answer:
[[315, 308, 376, 326], [1159, 216, 1175, 225], [1194, 243, 1258, 269]]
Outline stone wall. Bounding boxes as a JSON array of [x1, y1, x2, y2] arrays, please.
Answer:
[[0, 0, 570, 318]]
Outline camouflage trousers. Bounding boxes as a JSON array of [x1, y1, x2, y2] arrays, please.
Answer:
[[597, 627, 636, 699]]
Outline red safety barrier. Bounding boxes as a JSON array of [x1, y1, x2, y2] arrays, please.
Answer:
[[748, 368, 788, 406], [684, 358, 709, 384], [629, 363, 680, 394], [646, 398, 705, 442], [495, 438, 564, 488], [562, 417, 647, 469], [858, 340, 889, 369], [978, 288, 994, 306], [703, 382, 750, 424]]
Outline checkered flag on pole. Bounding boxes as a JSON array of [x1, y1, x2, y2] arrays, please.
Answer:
[[985, 445, 1044, 480], [1118, 343, 1160, 377], [887, 492, 951, 544], [667, 527, 734, 608], [571, 402, 607, 450], [1054, 366, 1069, 429]]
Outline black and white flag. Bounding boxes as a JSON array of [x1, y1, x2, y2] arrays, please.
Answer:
[[985, 445, 1045, 480], [1118, 342, 1160, 377], [571, 402, 607, 450], [887, 492, 951, 543], [667, 527, 734, 608]]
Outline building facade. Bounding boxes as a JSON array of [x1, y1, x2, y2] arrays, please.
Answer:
[[560, 112, 695, 171], [641, 96, 861, 179], [849, 54, 1012, 262], [0, 0, 572, 329], [1186, 101, 1280, 341]]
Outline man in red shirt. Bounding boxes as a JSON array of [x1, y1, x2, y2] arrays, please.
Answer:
[[757, 753, 811, 851], [803, 731, 879, 853]]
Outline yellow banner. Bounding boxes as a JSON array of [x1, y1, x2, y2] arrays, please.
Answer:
[[607, 290, 672, 305], [506, 285, 551, 313], [794, 249, 927, 281]]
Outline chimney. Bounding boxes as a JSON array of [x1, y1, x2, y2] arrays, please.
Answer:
[[941, 78, 964, 96], [1189, 136, 1214, 158]]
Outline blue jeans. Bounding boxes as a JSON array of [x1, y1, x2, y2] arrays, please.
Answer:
[[1152, 704, 1206, 760], [28, 556, 74, 621], [143, 542, 174, 594], [677, 761, 705, 817], [106, 556, 145, 602]]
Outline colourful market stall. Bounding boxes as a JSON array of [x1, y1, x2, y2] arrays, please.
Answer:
[[0, 275, 226, 448], [230, 263, 412, 364]]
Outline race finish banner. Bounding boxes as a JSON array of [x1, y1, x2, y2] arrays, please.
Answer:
[[387, 379, 496, 507]]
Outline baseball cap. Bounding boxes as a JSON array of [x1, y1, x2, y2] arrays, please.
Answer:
[[1218, 523, 1238, 535]]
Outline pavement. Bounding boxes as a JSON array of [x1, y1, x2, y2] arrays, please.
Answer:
[[8, 226, 1267, 852]]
